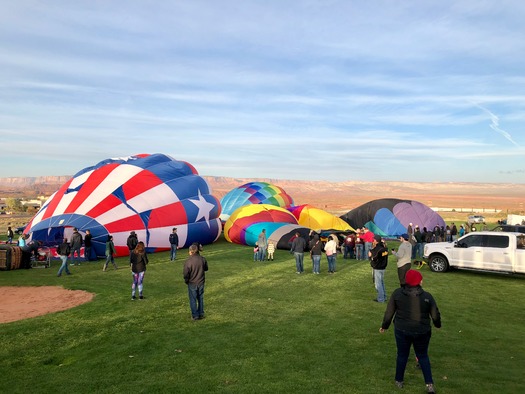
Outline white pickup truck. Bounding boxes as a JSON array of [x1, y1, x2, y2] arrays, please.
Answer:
[[424, 231, 525, 274]]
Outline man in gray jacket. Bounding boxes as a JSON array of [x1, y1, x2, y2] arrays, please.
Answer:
[[70, 228, 83, 266], [183, 244, 209, 321]]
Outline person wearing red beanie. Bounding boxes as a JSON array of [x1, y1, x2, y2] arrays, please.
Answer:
[[379, 270, 441, 393]]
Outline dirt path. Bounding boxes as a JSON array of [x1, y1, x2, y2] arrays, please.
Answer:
[[0, 286, 94, 323]]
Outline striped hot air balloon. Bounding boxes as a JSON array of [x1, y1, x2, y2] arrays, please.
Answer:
[[219, 181, 294, 222], [223, 204, 298, 246], [25, 154, 221, 257]]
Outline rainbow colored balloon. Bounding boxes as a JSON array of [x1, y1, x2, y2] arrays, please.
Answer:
[[26, 154, 222, 257], [223, 204, 298, 245], [219, 182, 294, 222]]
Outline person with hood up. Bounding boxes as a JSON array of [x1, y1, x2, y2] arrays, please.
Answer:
[[379, 270, 441, 393]]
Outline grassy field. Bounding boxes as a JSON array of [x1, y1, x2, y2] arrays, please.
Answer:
[[1, 233, 524, 393]]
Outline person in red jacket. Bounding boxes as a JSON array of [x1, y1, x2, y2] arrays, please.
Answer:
[[362, 227, 375, 258]]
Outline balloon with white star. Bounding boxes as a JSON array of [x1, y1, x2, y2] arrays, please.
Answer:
[[25, 153, 222, 256]]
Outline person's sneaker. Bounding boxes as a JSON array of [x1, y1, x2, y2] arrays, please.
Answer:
[[131, 296, 136, 300], [139, 295, 144, 300], [426, 383, 436, 393], [395, 381, 404, 388]]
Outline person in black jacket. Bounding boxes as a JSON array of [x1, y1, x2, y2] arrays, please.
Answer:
[[84, 230, 93, 261], [169, 228, 179, 261], [369, 234, 388, 302], [130, 241, 148, 300], [309, 232, 323, 274], [183, 244, 208, 320], [56, 238, 72, 277], [69, 228, 83, 266], [290, 232, 307, 274], [379, 269, 441, 393], [127, 231, 138, 264]]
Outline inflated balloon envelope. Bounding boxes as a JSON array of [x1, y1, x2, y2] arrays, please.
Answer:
[[25, 154, 222, 257], [219, 181, 294, 222]]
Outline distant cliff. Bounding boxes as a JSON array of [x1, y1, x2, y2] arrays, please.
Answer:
[[0, 176, 70, 196], [1, 175, 523, 211]]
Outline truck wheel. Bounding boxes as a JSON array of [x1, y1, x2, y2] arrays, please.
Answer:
[[429, 255, 449, 272]]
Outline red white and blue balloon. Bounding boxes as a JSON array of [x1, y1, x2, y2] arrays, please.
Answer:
[[25, 154, 221, 256]]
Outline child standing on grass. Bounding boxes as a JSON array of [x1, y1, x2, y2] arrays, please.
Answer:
[[253, 243, 259, 261], [267, 241, 275, 261]]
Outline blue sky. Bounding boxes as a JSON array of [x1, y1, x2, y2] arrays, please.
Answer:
[[1, 1, 525, 183]]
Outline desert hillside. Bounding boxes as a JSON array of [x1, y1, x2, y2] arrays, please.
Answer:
[[1, 176, 524, 217], [206, 177, 525, 215]]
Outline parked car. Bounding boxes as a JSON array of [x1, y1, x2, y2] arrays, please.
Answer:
[[424, 231, 525, 274], [467, 215, 485, 224], [15, 224, 27, 235]]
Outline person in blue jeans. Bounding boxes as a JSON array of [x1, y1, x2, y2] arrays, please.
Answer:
[[380, 270, 441, 393], [257, 229, 267, 262], [183, 244, 208, 320], [324, 234, 338, 273], [308, 232, 323, 274], [290, 232, 306, 273], [169, 228, 179, 261], [56, 238, 72, 277], [369, 234, 388, 302]]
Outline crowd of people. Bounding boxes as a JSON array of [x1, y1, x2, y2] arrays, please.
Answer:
[[48, 227, 208, 322], [6, 223, 441, 392], [251, 225, 441, 393]]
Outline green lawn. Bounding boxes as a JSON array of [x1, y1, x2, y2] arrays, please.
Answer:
[[0, 237, 524, 393]]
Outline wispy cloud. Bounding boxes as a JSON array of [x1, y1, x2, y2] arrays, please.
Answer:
[[0, 2, 524, 183], [474, 103, 520, 147]]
